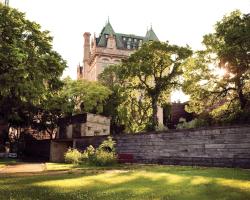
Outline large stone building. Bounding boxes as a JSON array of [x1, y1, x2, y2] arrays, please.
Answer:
[[77, 21, 159, 81], [77, 21, 163, 124]]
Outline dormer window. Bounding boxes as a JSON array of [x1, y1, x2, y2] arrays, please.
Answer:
[[105, 34, 109, 38]]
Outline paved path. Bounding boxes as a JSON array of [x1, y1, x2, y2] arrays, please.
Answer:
[[0, 163, 45, 174]]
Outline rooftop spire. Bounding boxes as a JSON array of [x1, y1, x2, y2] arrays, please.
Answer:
[[5, 0, 9, 6], [145, 25, 159, 41]]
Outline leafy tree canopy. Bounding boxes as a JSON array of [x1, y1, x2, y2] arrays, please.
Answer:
[[120, 41, 192, 130], [31, 78, 111, 138], [183, 10, 250, 124], [0, 4, 67, 127]]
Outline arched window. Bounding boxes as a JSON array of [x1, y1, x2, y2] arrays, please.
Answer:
[[102, 58, 110, 62]]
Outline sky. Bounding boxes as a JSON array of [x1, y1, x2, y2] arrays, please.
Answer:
[[8, 0, 250, 101]]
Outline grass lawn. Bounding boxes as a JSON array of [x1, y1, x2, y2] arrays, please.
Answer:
[[0, 158, 17, 168], [0, 163, 250, 200]]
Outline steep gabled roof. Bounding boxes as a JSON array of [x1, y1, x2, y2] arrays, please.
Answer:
[[97, 21, 115, 47], [100, 21, 115, 35], [144, 27, 159, 42], [96, 22, 159, 49]]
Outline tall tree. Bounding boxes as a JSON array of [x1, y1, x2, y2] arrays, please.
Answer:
[[99, 64, 152, 133], [120, 41, 192, 130], [0, 4, 66, 130], [183, 10, 250, 123], [204, 10, 250, 110], [33, 78, 111, 138]]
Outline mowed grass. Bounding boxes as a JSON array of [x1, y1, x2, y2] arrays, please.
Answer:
[[0, 158, 17, 168], [0, 163, 250, 200]]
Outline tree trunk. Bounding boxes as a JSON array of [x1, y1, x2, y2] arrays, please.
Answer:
[[236, 78, 247, 110], [151, 96, 159, 131], [238, 88, 247, 110]]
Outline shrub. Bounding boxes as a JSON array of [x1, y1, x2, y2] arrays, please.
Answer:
[[64, 148, 82, 164], [64, 137, 117, 166], [155, 124, 168, 131], [84, 137, 117, 166], [98, 136, 116, 152], [83, 145, 96, 164], [176, 118, 208, 129], [93, 149, 117, 166]]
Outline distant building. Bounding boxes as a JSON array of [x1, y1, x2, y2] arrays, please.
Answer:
[[77, 21, 164, 124], [77, 21, 159, 81]]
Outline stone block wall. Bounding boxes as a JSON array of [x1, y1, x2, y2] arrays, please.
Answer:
[[50, 140, 73, 162], [114, 126, 250, 168], [57, 113, 110, 139]]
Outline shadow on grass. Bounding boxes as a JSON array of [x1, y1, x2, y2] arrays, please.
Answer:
[[0, 165, 250, 200]]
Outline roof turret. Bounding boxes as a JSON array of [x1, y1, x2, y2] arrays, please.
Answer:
[[97, 20, 115, 46], [145, 26, 159, 41]]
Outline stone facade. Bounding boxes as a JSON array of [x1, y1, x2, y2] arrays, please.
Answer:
[[77, 21, 159, 81], [57, 113, 110, 139]]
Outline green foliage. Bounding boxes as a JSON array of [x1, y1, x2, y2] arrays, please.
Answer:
[[176, 118, 208, 129], [84, 137, 117, 166], [31, 78, 111, 138], [120, 41, 192, 130], [100, 42, 192, 132], [99, 64, 152, 133], [99, 136, 116, 152], [65, 137, 117, 166], [60, 77, 111, 114], [155, 124, 168, 131], [93, 149, 117, 166], [0, 5, 66, 128], [64, 148, 83, 165], [82, 145, 96, 164], [183, 10, 250, 124]]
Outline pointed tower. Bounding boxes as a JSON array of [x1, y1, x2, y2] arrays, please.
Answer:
[[145, 26, 159, 42], [96, 21, 116, 47]]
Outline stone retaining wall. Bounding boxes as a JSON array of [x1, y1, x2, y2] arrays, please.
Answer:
[[114, 126, 250, 168], [72, 126, 250, 168]]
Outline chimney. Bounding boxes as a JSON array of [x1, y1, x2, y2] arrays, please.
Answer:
[[83, 32, 91, 79], [83, 32, 91, 63]]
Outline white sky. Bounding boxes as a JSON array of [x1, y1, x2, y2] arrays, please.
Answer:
[[9, 0, 250, 102]]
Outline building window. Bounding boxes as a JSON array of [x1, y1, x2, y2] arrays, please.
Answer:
[[123, 37, 126, 41], [105, 34, 109, 38], [128, 38, 132, 41], [94, 131, 100, 136], [127, 44, 131, 49], [134, 38, 137, 42], [88, 127, 91, 130], [102, 58, 109, 61]]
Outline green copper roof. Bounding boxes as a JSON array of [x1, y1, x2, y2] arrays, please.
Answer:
[[96, 22, 159, 49], [145, 27, 159, 42], [97, 21, 115, 47], [100, 21, 115, 35]]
